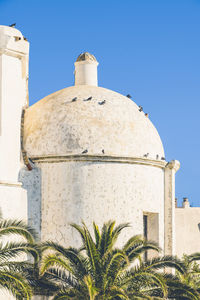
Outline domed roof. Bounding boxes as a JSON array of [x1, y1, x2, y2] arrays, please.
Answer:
[[23, 85, 164, 159], [76, 52, 97, 62]]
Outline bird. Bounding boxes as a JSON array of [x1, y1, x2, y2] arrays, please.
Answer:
[[144, 153, 149, 158], [71, 97, 77, 102], [139, 106, 143, 112], [84, 96, 92, 101], [98, 100, 106, 105], [126, 94, 132, 98], [156, 154, 159, 160], [161, 157, 166, 161], [102, 149, 105, 154], [82, 149, 88, 154], [9, 23, 16, 28], [145, 113, 149, 117]]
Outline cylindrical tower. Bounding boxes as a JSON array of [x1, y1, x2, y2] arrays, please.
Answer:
[[22, 53, 176, 254], [74, 52, 99, 86]]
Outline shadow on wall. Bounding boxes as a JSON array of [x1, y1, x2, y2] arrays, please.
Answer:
[[18, 167, 41, 241]]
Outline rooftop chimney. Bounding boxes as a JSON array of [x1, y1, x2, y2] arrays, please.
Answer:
[[74, 52, 98, 86]]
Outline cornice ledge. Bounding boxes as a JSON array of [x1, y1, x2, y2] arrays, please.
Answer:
[[165, 160, 180, 172], [0, 48, 26, 58], [30, 154, 167, 169], [0, 180, 22, 187]]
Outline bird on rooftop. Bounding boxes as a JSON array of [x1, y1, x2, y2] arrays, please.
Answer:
[[98, 100, 106, 105], [72, 97, 77, 102], [84, 96, 92, 101], [9, 23, 16, 28], [82, 149, 88, 154], [139, 106, 143, 112], [126, 94, 132, 98], [144, 153, 149, 158]]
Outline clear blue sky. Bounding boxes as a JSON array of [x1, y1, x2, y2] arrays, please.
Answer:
[[1, 0, 200, 207]]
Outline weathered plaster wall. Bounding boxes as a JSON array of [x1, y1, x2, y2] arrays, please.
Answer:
[[0, 183, 28, 300], [0, 183, 27, 220], [0, 54, 24, 182], [175, 207, 200, 257], [36, 160, 165, 250], [0, 26, 29, 300], [19, 167, 41, 239], [24, 85, 165, 160], [164, 160, 180, 257], [0, 26, 29, 182]]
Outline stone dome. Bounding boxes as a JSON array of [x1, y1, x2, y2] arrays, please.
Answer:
[[23, 85, 165, 159], [76, 52, 97, 62]]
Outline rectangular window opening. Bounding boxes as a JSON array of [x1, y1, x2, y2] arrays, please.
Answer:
[[143, 212, 159, 260], [143, 214, 148, 261]]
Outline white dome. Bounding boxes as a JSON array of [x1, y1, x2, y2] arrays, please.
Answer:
[[23, 85, 164, 159]]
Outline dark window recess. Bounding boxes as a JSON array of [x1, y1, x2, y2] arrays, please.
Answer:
[[143, 215, 148, 261]]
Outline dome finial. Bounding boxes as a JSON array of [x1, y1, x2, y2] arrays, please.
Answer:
[[76, 52, 97, 62], [74, 52, 99, 86]]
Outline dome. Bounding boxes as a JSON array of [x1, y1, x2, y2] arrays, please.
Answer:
[[23, 85, 164, 159], [76, 52, 97, 62]]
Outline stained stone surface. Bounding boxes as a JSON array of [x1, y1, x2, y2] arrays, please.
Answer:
[[23, 85, 164, 159]]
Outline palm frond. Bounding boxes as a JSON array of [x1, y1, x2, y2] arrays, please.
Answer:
[[42, 241, 88, 277], [0, 241, 39, 262], [0, 270, 32, 299], [166, 278, 200, 300], [82, 223, 101, 275], [140, 256, 185, 274], [41, 254, 73, 275], [93, 222, 101, 248], [0, 219, 36, 243]]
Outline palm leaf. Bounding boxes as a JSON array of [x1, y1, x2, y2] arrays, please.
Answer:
[[41, 254, 73, 275], [0, 270, 32, 299], [93, 222, 101, 248], [0, 219, 36, 243]]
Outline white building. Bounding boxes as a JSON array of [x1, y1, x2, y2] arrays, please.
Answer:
[[0, 25, 199, 299]]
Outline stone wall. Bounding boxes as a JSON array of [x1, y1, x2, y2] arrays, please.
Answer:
[[175, 204, 200, 257], [28, 159, 166, 251]]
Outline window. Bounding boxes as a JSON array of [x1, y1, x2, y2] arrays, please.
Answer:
[[143, 215, 148, 261], [143, 212, 159, 260]]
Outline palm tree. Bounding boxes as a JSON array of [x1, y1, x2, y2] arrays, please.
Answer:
[[17, 245, 59, 298], [41, 221, 195, 300], [180, 254, 200, 288], [175, 253, 200, 297], [0, 214, 39, 299]]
